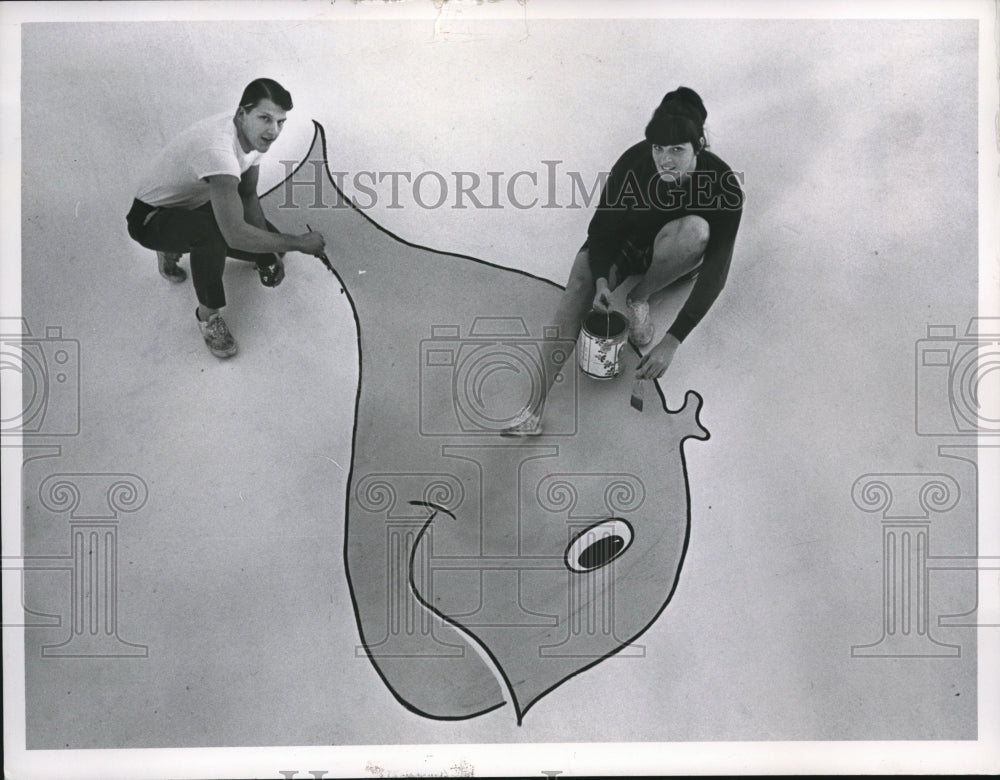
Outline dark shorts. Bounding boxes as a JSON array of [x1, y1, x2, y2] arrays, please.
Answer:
[[581, 233, 701, 283], [579, 233, 652, 277], [614, 233, 656, 276], [126, 198, 281, 309]]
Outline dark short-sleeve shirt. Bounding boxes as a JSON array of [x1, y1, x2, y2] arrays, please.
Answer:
[[587, 141, 744, 342]]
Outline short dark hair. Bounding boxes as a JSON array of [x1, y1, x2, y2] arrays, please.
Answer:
[[645, 86, 706, 149], [239, 78, 293, 112]]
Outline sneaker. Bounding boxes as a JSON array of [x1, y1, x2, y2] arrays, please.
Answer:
[[500, 407, 543, 437], [157, 251, 187, 283], [257, 259, 282, 287], [195, 308, 238, 358], [626, 299, 654, 347]]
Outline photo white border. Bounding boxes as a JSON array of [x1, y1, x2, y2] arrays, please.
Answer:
[[2, 0, 997, 776]]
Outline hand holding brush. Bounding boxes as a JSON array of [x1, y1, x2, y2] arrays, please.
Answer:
[[305, 223, 334, 273]]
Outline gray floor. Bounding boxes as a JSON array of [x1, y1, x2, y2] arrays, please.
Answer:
[[7, 10, 992, 769]]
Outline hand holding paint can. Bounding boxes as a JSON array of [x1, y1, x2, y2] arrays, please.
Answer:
[[577, 308, 629, 379]]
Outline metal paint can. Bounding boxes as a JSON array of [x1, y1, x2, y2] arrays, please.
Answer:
[[577, 309, 629, 379]]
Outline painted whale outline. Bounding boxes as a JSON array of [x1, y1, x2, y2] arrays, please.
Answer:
[[262, 119, 711, 724]]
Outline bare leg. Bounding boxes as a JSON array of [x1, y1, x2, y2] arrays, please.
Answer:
[[554, 250, 597, 343], [503, 249, 597, 436], [544, 248, 598, 396], [628, 215, 709, 303]]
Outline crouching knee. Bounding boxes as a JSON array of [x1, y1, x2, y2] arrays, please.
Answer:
[[655, 215, 709, 249], [680, 215, 710, 253]]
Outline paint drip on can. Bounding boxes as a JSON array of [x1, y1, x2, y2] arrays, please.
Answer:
[[577, 309, 629, 379]]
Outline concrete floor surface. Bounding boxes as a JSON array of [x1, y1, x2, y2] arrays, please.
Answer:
[[4, 6, 994, 773]]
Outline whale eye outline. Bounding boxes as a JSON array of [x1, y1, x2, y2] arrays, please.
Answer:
[[564, 518, 635, 573]]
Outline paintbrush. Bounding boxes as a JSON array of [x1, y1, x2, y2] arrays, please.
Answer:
[[630, 377, 645, 411], [306, 223, 334, 273]]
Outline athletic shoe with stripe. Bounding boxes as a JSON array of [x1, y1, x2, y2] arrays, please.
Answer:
[[195, 308, 238, 358]]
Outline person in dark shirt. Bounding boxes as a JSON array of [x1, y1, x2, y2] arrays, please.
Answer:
[[504, 86, 743, 436]]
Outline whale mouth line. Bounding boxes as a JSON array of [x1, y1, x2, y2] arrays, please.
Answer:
[[408, 500, 456, 520]]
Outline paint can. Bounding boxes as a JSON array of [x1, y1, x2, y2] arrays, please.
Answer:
[[577, 309, 629, 379]]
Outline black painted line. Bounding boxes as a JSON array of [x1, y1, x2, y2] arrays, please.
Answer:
[[406, 514, 521, 724], [518, 398, 708, 720], [265, 119, 689, 417], [408, 500, 456, 521], [265, 120, 712, 724], [267, 127, 495, 722]]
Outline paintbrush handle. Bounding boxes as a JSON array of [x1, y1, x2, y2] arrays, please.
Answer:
[[306, 223, 334, 271]]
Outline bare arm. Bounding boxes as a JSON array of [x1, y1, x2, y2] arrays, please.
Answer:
[[209, 174, 306, 255], [238, 165, 270, 231]]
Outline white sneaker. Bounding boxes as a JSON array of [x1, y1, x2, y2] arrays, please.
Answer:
[[500, 407, 543, 437], [195, 308, 238, 359], [626, 299, 654, 347]]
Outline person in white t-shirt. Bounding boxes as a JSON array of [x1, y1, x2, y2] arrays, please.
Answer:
[[126, 78, 326, 358]]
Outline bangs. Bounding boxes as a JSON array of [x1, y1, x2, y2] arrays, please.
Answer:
[[644, 113, 701, 147]]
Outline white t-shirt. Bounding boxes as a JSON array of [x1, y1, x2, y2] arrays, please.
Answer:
[[135, 112, 263, 209]]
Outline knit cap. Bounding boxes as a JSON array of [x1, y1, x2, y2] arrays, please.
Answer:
[[645, 86, 706, 145], [656, 86, 707, 122]]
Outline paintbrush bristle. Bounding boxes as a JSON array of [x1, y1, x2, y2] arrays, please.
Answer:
[[630, 378, 644, 411]]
